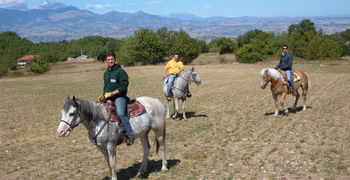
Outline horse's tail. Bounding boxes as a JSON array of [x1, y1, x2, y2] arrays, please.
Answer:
[[302, 71, 310, 97]]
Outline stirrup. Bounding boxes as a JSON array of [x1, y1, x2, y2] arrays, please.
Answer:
[[126, 135, 135, 146], [291, 89, 297, 96], [187, 92, 192, 98]]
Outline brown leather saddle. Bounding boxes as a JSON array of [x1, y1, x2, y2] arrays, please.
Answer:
[[278, 70, 301, 93], [278, 70, 301, 83], [102, 99, 146, 122]]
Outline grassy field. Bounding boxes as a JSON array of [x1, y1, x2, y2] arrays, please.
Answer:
[[1, 58, 350, 179]]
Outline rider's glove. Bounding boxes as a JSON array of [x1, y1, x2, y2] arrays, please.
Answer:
[[104, 92, 113, 99]]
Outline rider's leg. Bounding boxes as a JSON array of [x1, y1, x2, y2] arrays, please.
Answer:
[[166, 74, 176, 98], [286, 70, 297, 93], [115, 96, 135, 145]]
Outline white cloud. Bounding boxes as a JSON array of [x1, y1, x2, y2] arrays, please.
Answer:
[[0, 0, 25, 4], [146, 1, 163, 5], [194, 5, 212, 10], [85, 4, 121, 9]]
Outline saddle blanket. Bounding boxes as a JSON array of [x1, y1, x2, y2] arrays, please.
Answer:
[[102, 99, 146, 122], [279, 70, 301, 82]]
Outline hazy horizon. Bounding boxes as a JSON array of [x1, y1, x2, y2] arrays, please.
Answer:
[[0, 0, 349, 18]]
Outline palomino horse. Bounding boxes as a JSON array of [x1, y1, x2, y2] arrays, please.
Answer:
[[260, 68, 309, 116], [57, 96, 167, 180], [163, 67, 201, 119]]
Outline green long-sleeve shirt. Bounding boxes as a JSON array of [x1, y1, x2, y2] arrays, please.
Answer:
[[103, 64, 128, 98]]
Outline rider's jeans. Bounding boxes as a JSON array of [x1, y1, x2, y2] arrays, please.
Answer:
[[166, 74, 176, 97], [114, 96, 134, 137], [286, 70, 296, 90]]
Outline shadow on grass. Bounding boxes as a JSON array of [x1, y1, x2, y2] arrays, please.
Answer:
[[101, 159, 180, 180], [172, 111, 208, 120], [264, 106, 312, 116]]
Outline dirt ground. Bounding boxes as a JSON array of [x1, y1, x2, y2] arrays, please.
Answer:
[[0, 59, 349, 179]]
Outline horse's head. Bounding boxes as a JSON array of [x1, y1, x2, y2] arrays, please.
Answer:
[[189, 67, 201, 85], [57, 96, 82, 137], [260, 68, 281, 89], [260, 68, 271, 89]]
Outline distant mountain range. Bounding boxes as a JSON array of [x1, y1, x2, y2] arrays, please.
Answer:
[[1, 2, 350, 42]]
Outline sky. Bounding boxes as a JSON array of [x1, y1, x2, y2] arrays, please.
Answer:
[[0, 0, 350, 18]]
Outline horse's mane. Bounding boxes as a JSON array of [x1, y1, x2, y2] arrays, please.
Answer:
[[260, 68, 282, 80], [64, 98, 105, 122], [180, 69, 192, 76]]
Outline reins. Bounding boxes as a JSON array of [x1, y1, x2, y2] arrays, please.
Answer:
[[89, 111, 112, 144]]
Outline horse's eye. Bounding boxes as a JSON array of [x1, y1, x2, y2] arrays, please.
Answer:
[[69, 112, 75, 116]]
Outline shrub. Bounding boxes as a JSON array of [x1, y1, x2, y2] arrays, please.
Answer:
[[9, 71, 24, 77], [235, 39, 267, 63], [305, 35, 341, 60], [26, 58, 50, 74], [0, 64, 8, 77]]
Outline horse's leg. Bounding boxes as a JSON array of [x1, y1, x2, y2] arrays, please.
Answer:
[[98, 147, 112, 174], [172, 98, 179, 119], [301, 80, 308, 111], [280, 93, 288, 114], [154, 127, 168, 171], [107, 142, 117, 180], [138, 134, 150, 177], [273, 94, 279, 116], [293, 90, 300, 111], [165, 99, 170, 119], [182, 99, 187, 120]]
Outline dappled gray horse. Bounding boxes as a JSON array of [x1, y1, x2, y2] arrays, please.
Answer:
[[57, 96, 167, 180], [163, 67, 201, 119]]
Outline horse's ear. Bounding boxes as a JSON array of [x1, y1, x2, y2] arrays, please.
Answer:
[[72, 96, 79, 107], [191, 66, 195, 71]]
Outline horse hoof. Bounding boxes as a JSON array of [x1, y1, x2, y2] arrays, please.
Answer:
[[137, 169, 147, 177], [161, 167, 168, 171]]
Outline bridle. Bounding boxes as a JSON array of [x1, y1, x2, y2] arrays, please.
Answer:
[[60, 105, 83, 131]]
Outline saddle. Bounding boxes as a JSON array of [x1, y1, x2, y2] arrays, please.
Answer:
[[165, 75, 192, 98], [278, 70, 301, 84], [102, 99, 146, 122], [278, 70, 301, 94]]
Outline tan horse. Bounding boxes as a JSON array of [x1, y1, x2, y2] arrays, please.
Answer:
[[260, 68, 309, 116]]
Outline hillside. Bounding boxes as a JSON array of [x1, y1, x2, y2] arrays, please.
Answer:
[[1, 3, 350, 42]]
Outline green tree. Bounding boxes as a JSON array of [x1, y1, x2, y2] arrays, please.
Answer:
[[208, 37, 236, 54], [118, 28, 168, 65], [168, 31, 200, 64], [26, 56, 50, 74], [0, 31, 33, 69], [236, 29, 275, 55], [305, 35, 341, 60], [287, 19, 317, 58], [329, 29, 350, 56], [196, 39, 209, 53], [235, 39, 268, 63]]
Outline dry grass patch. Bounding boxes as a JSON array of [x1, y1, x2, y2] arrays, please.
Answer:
[[1, 60, 350, 179]]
